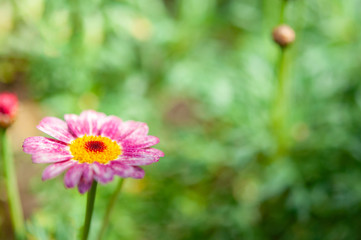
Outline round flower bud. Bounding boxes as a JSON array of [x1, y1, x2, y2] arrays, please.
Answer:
[[272, 24, 296, 47], [0, 92, 18, 128]]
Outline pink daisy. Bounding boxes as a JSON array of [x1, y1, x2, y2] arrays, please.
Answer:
[[23, 110, 163, 194]]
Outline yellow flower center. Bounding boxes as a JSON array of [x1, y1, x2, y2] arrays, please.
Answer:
[[69, 135, 121, 164]]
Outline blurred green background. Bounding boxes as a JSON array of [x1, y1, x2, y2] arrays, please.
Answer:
[[1, 0, 361, 239]]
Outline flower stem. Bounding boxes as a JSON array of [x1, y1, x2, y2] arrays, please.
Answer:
[[279, 0, 287, 23], [0, 128, 25, 240], [271, 48, 289, 156], [271, 0, 293, 158], [82, 181, 98, 240], [97, 178, 124, 240]]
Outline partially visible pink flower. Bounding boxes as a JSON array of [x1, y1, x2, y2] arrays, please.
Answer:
[[0, 92, 18, 128], [23, 110, 164, 194]]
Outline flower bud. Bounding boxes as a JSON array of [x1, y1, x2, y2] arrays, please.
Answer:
[[272, 24, 296, 47], [0, 92, 18, 128]]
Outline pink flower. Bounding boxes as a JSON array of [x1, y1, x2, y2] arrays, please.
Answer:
[[23, 110, 164, 194], [0, 92, 18, 128]]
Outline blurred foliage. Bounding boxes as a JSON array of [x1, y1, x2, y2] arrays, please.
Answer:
[[1, 0, 361, 239]]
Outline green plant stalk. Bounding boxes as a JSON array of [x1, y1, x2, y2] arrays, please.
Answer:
[[0, 128, 25, 240], [97, 178, 125, 240], [272, 48, 289, 156], [279, 0, 287, 23], [82, 181, 98, 240], [270, 0, 292, 158]]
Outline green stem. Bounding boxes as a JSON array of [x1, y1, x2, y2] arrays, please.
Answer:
[[0, 128, 25, 240], [270, 0, 293, 159], [272, 48, 289, 155], [82, 181, 98, 240], [97, 178, 125, 240], [275, 49, 288, 111], [279, 0, 287, 23]]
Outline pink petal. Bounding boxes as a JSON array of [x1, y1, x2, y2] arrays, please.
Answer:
[[31, 153, 73, 164], [121, 136, 160, 149], [78, 164, 94, 194], [37, 117, 75, 143], [80, 110, 106, 136], [126, 122, 149, 137], [64, 110, 106, 137], [92, 163, 114, 184], [64, 114, 86, 137], [124, 148, 164, 157], [42, 160, 76, 181], [23, 136, 68, 153], [64, 164, 84, 188], [23, 136, 73, 163], [116, 148, 164, 165], [110, 162, 145, 179], [99, 116, 123, 139], [117, 121, 148, 141]]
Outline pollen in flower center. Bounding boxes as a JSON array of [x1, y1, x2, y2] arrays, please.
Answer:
[[69, 135, 121, 164]]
